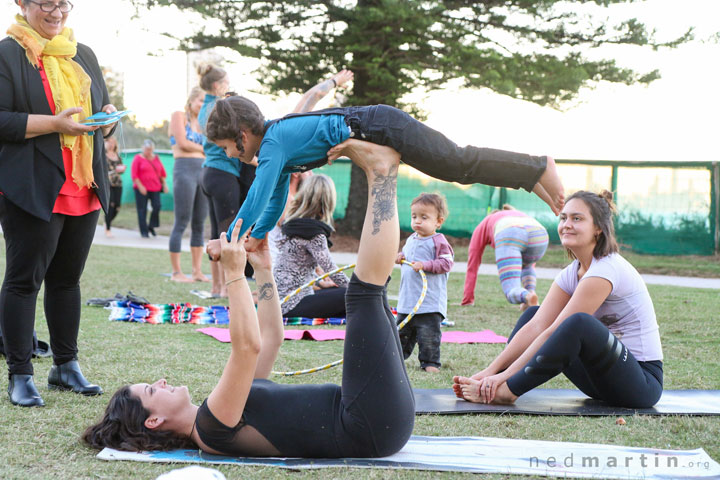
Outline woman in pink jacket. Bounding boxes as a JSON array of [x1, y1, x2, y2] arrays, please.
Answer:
[[462, 206, 548, 309]]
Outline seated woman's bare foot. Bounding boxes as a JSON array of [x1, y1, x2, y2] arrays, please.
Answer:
[[192, 272, 211, 282], [452, 375, 483, 403], [534, 156, 564, 215], [490, 383, 518, 405], [423, 366, 440, 373], [170, 272, 193, 283]]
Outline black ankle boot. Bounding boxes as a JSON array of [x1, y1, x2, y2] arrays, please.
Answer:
[[48, 360, 103, 396], [8, 374, 45, 407]]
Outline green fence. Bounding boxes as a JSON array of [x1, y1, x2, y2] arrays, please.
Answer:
[[120, 150, 719, 255], [313, 159, 719, 256]]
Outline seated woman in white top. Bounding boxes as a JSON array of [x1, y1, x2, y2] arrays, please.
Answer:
[[453, 190, 663, 408]]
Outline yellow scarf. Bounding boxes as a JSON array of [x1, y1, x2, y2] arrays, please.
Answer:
[[7, 14, 94, 190]]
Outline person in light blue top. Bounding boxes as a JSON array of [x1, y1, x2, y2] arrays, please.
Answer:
[[204, 96, 565, 258]]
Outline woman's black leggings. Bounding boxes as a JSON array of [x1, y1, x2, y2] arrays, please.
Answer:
[[284, 287, 347, 319], [337, 274, 415, 457], [0, 196, 98, 375], [201, 166, 253, 277], [104, 185, 122, 230], [506, 307, 663, 408]]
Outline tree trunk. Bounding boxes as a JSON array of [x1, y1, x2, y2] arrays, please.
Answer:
[[336, 163, 368, 237]]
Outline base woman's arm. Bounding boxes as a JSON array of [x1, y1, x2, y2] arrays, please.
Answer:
[[206, 220, 262, 427], [247, 237, 284, 379]]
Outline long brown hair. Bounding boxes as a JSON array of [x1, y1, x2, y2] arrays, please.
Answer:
[[564, 190, 619, 260], [82, 386, 195, 452], [197, 64, 227, 93]]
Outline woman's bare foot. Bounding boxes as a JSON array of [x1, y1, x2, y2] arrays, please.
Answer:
[[170, 272, 193, 283], [104, 229, 114, 238], [452, 376, 483, 403], [534, 156, 564, 215], [521, 291, 538, 311], [491, 383, 518, 405], [423, 366, 440, 373], [192, 272, 211, 282]]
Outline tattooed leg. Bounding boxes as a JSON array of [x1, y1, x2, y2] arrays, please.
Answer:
[[354, 153, 400, 286]]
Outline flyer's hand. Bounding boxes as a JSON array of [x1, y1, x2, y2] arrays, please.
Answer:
[[206, 238, 222, 261]]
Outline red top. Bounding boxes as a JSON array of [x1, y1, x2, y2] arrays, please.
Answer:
[[461, 210, 528, 305], [37, 59, 100, 216], [131, 154, 166, 192]]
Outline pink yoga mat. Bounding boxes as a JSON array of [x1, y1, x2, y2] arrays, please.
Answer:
[[197, 327, 506, 344]]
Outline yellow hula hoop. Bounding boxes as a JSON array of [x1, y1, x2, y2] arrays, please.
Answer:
[[272, 260, 427, 377]]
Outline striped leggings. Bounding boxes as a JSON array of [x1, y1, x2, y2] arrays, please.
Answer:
[[494, 225, 549, 304]]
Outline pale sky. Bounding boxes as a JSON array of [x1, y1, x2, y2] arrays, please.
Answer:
[[2, 0, 718, 162]]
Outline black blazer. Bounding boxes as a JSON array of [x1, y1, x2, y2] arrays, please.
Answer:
[[0, 36, 112, 221]]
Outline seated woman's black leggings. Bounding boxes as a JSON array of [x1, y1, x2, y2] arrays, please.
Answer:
[[505, 307, 663, 408]]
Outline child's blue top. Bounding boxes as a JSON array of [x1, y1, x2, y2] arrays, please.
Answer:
[[227, 113, 350, 240], [199, 94, 241, 177]]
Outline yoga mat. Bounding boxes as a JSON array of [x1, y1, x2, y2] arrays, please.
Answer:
[[414, 388, 720, 416], [197, 328, 506, 344], [98, 435, 720, 479]]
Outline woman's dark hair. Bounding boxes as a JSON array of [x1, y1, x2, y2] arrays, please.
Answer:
[[197, 64, 227, 93], [82, 385, 195, 452], [206, 96, 265, 155], [565, 189, 619, 260]]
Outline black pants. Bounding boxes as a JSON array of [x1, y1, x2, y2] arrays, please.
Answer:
[[133, 188, 161, 237], [506, 307, 664, 408], [284, 287, 347, 319], [337, 274, 415, 457], [0, 196, 99, 375], [397, 312, 442, 369], [344, 105, 546, 192], [104, 185, 122, 230], [201, 167, 254, 278]]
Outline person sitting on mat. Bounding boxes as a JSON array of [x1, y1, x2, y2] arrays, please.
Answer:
[[202, 96, 565, 256], [395, 193, 453, 373], [461, 205, 549, 310], [453, 190, 663, 409], [83, 144, 416, 458], [274, 174, 349, 320]]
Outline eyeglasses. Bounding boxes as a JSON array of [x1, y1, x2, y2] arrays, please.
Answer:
[[25, 0, 74, 13]]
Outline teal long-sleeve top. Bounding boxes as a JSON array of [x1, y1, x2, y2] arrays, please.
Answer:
[[227, 113, 350, 240]]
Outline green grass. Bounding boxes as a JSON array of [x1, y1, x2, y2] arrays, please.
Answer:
[[0, 238, 718, 479]]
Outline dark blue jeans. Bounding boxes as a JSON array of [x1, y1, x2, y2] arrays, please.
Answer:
[[343, 105, 546, 192], [134, 189, 161, 237], [397, 312, 442, 369]]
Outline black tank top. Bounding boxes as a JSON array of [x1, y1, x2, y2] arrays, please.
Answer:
[[195, 378, 343, 457]]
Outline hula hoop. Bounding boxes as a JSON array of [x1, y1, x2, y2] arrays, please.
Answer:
[[272, 260, 427, 377]]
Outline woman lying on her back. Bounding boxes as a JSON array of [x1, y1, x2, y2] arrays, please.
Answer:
[[83, 144, 415, 458]]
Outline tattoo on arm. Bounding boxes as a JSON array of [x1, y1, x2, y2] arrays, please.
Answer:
[[370, 165, 398, 235], [258, 282, 274, 301], [296, 80, 334, 113]]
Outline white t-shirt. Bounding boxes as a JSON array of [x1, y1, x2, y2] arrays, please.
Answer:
[[555, 253, 663, 361]]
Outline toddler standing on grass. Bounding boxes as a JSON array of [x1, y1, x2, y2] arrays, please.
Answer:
[[395, 193, 454, 372]]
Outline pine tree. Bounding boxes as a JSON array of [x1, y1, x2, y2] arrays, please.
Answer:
[[135, 0, 691, 234]]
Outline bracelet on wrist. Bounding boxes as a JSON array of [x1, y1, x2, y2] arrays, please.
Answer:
[[330, 78, 337, 87], [225, 276, 246, 286]]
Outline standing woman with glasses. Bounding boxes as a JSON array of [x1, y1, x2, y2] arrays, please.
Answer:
[[0, 0, 118, 407]]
